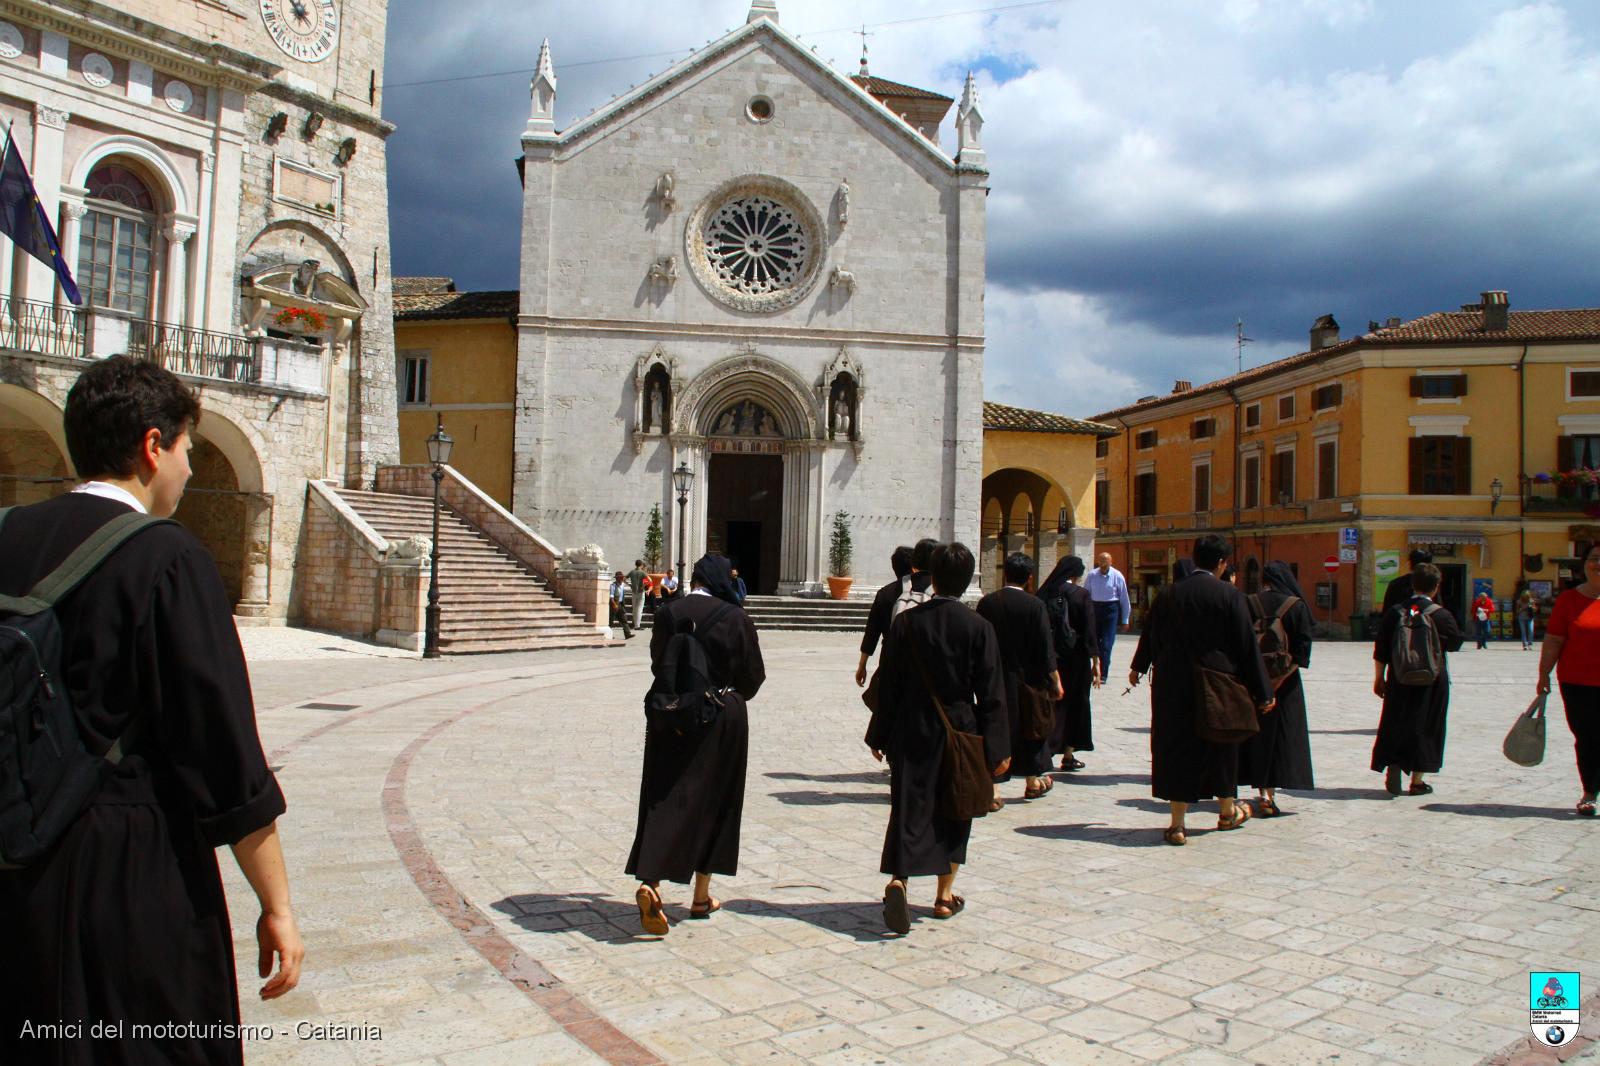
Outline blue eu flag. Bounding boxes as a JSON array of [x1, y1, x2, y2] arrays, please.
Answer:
[[0, 130, 82, 305]]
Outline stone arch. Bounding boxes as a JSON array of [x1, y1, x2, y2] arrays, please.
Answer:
[[191, 408, 265, 493], [982, 466, 1073, 591], [0, 385, 72, 505], [241, 219, 357, 285], [174, 409, 270, 611], [70, 135, 190, 215], [677, 351, 819, 439]]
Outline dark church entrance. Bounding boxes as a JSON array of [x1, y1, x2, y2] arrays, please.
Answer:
[[706, 452, 783, 595]]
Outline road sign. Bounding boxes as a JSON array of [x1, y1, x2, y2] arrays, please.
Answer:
[[1323, 555, 1340, 573], [1339, 546, 1357, 564], [1341, 527, 1359, 546]]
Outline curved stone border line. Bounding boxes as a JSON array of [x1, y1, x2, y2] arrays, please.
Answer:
[[1480, 992, 1599, 1066], [381, 679, 666, 1066]]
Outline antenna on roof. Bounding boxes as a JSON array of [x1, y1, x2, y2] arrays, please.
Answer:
[[1235, 318, 1253, 373], [855, 24, 873, 76]]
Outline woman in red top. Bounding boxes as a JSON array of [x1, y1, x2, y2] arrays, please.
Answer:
[[1472, 590, 1496, 649], [1537, 544, 1600, 817]]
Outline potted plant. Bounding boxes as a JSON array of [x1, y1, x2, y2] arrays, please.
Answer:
[[643, 503, 667, 587], [272, 306, 327, 334], [827, 510, 853, 600]]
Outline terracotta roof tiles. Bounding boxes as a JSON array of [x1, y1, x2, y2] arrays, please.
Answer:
[[849, 74, 953, 102], [393, 290, 518, 320], [392, 276, 456, 296], [984, 401, 1117, 436]]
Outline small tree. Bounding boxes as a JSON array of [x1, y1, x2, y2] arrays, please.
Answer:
[[828, 510, 853, 577], [643, 504, 664, 571]]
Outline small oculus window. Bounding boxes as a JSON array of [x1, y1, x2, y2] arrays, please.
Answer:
[[746, 95, 774, 123]]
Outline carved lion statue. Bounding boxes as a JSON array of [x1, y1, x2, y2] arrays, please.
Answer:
[[389, 534, 432, 560], [561, 543, 607, 570]]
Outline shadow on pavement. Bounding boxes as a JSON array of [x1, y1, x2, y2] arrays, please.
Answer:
[[1311, 728, 1378, 736], [1294, 786, 1394, 801], [725, 898, 892, 942], [1015, 823, 1164, 848], [1118, 726, 1152, 734], [1421, 802, 1575, 819], [493, 893, 648, 943], [1114, 797, 1171, 814], [769, 790, 889, 806], [765, 770, 888, 784], [1052, 772, 1148, 787]]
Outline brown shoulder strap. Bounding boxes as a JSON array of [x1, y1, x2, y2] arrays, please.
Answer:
[[1273, 595, 1299, 620]]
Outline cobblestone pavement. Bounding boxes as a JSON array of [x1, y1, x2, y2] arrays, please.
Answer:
[[228, 628, 1600, 1065]]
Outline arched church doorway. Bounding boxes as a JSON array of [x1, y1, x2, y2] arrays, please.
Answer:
[[704, 399, 785, 595]]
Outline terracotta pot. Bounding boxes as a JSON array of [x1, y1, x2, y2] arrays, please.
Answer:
[[827, 576, 853, 600]]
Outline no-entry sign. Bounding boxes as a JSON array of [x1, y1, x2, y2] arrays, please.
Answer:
[[1323, 555, 1340, 573]]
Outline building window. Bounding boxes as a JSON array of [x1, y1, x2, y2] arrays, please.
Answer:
[[1569, 370, 1600, 399], [400, 354, 430, 405], [1095, 436, 1109, 458], [1094, 480, 1110, 526], [1135, 428, 1157, 450], [79, 164, 157, 314], [1244, 402, 1261, 429], [1408, 436, 1472, 495], [1191, 417, 1216, 440], [1316, 439, 1337, 499], [1193, 463, 1211, 514], [1271, 447, 1295, 502], [1277, 394, 1296, 421], [1313, 383, 1342, 411], [1410, 374, 1468, 398], [1134, 472, 1157, 516], [1558, 434, 1600, 471], [1241, 453, 1260, 509]]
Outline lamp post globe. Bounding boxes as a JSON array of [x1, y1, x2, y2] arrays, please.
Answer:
[[672, 461, 694, 590], [423, 415, 455, 659]]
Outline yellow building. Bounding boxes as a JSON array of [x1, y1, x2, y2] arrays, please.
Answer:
[[392, 279, 519, 506], [1090, 292, 1600, 633]]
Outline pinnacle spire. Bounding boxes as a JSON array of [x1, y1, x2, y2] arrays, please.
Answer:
[[747, 0, 778, 24], [526, 38, 557, 139], [956, 71, 985, 163]]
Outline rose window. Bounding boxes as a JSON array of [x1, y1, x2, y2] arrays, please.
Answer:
[[686, 176, 825, 313]]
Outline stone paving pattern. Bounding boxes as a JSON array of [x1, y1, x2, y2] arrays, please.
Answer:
[[227, 628, 1600, 1064]]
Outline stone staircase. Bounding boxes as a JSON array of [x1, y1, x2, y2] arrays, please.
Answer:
[[332, 488, 610, 654], [741, 594, 873, 632]]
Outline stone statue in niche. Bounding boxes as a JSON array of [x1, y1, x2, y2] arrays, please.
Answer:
[[836, 179, 850, 229], [292, 258, 320, 297], [828, 373, 858, 441], [710, 399, 781, 438], [642, 366, 672, 433], [655, 171, 676, 212]]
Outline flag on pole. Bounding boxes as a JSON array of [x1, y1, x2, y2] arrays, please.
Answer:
[[0, 127, 82, 305]]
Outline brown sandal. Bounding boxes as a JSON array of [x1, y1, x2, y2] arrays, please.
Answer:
[[1216, 802, 1252, 831], [635, 884, 668, 935], [687, 895, 721, 919], [883, 880, 910, 934], [1163, 826, 1187, 846], [932, 895, 965, 919]]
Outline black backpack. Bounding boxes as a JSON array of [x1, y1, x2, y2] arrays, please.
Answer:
[[643, 603, 732, 735], [1046, 592, 1078, 654], [0, 508, 172, 868], [1391, 602, 1445, 686]]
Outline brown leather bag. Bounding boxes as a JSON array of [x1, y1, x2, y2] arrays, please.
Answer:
[[909, 642, 994, 820], [1019, 681, 1055, 742], [1193, 664, 1261, 743]]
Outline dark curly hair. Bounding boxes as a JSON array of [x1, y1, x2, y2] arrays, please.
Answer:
[[64, 355, 201, 478]]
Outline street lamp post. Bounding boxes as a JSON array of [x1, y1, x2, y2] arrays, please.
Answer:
[[673, 461, 694, 590], [423, 414, 455, 659], [1490, 476, 1504, 514]]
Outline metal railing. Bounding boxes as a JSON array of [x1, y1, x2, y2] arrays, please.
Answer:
[[127, 319, 258, 383], [0, 297, 86, 359], [1522, 475, 1600, 514]]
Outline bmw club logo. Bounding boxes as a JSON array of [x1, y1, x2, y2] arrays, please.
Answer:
[[1529, 972, 1580, 1047]]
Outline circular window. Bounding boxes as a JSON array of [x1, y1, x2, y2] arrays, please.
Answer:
[[746, 95, 774, 123], [686, 176, 824, 313]]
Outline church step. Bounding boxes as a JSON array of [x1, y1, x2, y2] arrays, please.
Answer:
[[440, 618, 602, 637]]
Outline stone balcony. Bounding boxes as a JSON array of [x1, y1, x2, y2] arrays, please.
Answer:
[[1, 296, 327, 395]]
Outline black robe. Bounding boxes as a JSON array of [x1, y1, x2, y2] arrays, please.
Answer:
[[1381, 572, 1416, 614], [0, 493, 285, 1066], [1371, 596, 1463, 774], [1237, 589, 1317, 791], [866, 598, 1007, 878], [1130, 571, 1273, 803], [1046, 583, 1098, 754], [626, 593, 764, 884], [859, 575, 905, 657], [975, 587, 1056, 779]]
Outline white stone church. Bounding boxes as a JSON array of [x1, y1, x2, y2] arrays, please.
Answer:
[[514, 1, 988, 594]]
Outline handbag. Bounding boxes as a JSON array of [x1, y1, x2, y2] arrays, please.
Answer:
[[908, 642, 994, 820], [861, 664, 882, 712], [1193, 664, 1261, 743], [1502, 694, 1547, 767], [1019, 681, 1055, 742]]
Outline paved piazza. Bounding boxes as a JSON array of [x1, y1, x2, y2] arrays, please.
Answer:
[[227, 628, 1600, 1065]]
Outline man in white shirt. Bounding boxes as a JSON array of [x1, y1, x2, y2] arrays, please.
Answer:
[[1083, 552, 1131, 678], [609, 570, 634, 638]]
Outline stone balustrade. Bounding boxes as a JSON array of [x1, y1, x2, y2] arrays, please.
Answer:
[[293, 479, 427, 650]]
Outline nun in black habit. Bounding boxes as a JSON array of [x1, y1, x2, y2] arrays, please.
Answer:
[[976, 552, 1061, 802], [627, 554, 764, 934], [1237, 561, 1317, 814], [1371, 562, 1463, 796], [1037, 555, 1100, 771], [1129, 535, 1274, 845], [865, 543, 1007, 933]]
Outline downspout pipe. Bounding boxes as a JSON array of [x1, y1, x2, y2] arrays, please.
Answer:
[[1517, 344, 1529, 587]]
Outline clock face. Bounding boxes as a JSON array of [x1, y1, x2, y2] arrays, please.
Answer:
[[260, 0, 339, 63]]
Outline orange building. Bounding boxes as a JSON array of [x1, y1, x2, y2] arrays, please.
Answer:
[[1091, 292, 1600, 635]]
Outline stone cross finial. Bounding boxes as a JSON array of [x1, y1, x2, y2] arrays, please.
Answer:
[[526, 38, 557, 138], [957, 70, 985, 164], [747, 0, 778, 24]]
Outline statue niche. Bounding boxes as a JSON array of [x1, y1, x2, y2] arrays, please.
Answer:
[[642, 364, 672, 434], [709, 399, 782, 438], [828, 372, 858, 442]]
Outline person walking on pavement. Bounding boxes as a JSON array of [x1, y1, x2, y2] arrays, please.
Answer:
[[610, 570, 635, 638], [856, 545, 912, 688], [627, 559, 649, 631], [1517, 588, 1539, 650], [1037, 554, 1100, 773], [1237, 561, 1317, 817], [1084, 552, 1130, 681], [1372, 563, 1464, 797], [976, 553, 1063, 804], [1473, 589, 1496, 649], [1129, 535, 1274, 845], [1535, 544, 1600, 817]]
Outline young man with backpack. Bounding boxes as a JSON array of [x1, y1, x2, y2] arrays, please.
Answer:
[[0, 356, 302, 1065], [1371, 562, 1464, 796]]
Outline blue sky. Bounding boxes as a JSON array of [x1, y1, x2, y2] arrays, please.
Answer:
[[382, 0, 1600, 417]]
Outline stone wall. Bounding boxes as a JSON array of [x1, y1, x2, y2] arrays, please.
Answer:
[[291, 480, 425, 649]]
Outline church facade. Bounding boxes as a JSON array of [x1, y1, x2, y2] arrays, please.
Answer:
[[514, 3, 989, 594]]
